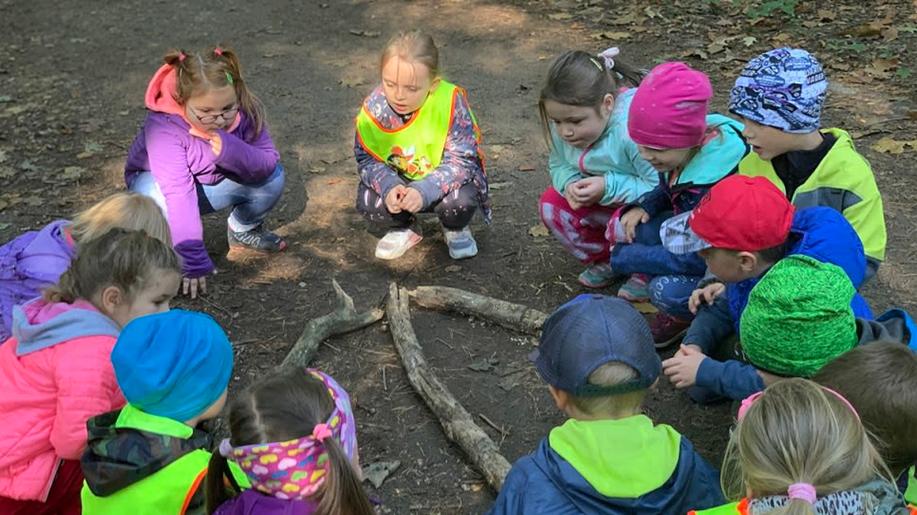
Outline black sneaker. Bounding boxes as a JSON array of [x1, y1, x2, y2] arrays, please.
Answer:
[[227, 224, 287, 252]]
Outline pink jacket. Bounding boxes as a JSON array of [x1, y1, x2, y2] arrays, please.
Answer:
[[0, 298, 124, 501]]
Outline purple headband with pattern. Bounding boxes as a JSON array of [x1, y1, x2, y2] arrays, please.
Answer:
[[219, 369, 357, 501]]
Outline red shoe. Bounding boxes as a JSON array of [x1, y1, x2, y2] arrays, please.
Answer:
[[650, 312, 690, 349]]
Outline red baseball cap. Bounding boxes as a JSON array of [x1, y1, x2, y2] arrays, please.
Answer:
[[662, 175, 795, 253]]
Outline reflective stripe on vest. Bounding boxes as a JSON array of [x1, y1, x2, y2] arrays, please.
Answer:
[[355, 81, 458, 180]]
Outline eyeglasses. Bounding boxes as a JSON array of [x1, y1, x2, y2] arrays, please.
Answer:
[[188, 105, 239, 124]]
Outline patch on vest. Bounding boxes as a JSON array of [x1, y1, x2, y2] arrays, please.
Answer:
[[388, 145, 433, 178]]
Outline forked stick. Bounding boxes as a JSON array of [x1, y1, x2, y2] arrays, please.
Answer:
[[387, 283, 512, 490], [408, 285, 547, 335], [281, 279, 384, 369]]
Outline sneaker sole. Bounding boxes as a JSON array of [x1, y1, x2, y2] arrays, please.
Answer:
[[375, 234, 423, 260], [228, 239, 288, 253], [447, 242, 478, 260], [578, 277, 616, 289], [654, 328, 688, 349]]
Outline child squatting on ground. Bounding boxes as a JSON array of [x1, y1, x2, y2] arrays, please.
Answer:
[[0, 192, 170, 342], [730, 47, 886, 280], [537, 48, 658, 289], [207, 368, 372, 514], [606, 60, 748, 347], [0, 229, 181, 514], [126, 45, 287, 299], [80, 309, 235, 514], [690, 378, 912, 514], [489, 294, 724, 514], [355, 30, 490, 261]]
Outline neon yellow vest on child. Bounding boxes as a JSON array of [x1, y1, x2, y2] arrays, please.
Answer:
[[356, 80, 462, 180], [81, 405, 248, 515], [739, 128, 887, 265]]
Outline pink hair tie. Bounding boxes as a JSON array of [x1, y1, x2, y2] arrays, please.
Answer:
[[214, 47, 223, 57], [312, 423, 332, 442], [787, 483, 817, 504], [178, 52, 187, 62]]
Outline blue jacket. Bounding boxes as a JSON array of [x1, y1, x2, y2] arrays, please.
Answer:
[[689, 207, 876, 401], [488, 416, 723, 514]]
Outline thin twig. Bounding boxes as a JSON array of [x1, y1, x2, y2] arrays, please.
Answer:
[[478, 413, 509, 438]]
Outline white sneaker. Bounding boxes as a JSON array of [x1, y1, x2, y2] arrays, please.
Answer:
[[443, 227, 478, 260], [375, 229, 423, 260]]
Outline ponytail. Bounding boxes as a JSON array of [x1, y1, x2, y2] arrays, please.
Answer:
[[316, 438, 373, 515], [205, 452, 239, 515], [163, 45, 267, 136]]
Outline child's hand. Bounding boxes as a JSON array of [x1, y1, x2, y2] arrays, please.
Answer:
[[564, 182, 583, 210], [385, 186, 406, 214], [183, 276, 208, 299], [688, 282, 726, 314], [209, 133, 222, 156], [662, 344, 707, 389], [398, 188, 423, 214], [619, 206, 649, 243], [570, 176, 605, 206]]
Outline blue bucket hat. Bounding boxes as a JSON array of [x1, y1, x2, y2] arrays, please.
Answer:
[[530, 294, 660, 396], [729, 47, 827, 133], [112, 310, 234, 421]]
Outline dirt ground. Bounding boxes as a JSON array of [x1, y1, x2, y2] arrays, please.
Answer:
[[1, 0, 915, 513]]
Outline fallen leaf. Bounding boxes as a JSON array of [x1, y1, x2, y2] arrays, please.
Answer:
[[0, 149, 6, 163], [60, 166, 86, 180], [488, 181, 511, 190], [882, 27, 899, 41], [23, 195, 43, 206], [497, 377, 519, 392], [547, 12, 572, 20], [0, 166, 14, 179], [849, 21, 887, 38], [633, 302, 658, 315], [865, 58, 899, 80], [816, 8, 837, 21], [468, 357, 499, 372], [742, 36, 757, 47], [348, 29, 381, 37], [871, 137, 917, 154], [609, 12, 641, 25], [529, 224, 549, 238], [517, 164, 535, 172], [0, 95, 12, 103], [362, 461, 400, 489], [444, 264, 462, 273], [772, 33, 792, 44], [593, 31, 631, 40]]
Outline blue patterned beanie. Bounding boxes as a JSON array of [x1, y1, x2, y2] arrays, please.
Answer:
[[729, 48, 827, 133]]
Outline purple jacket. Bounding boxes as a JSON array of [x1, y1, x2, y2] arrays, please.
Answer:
[[124, 112, 280, 277], [215, 490, 318, 515], [0, 220, 75, 342]]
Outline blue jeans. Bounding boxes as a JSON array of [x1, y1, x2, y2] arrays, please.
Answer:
[[610, 211, 705, 319], [128, 164, 285, 231]]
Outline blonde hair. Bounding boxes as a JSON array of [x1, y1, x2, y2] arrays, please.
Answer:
[[164, 45, 267, 136], [44, 228, 180, 306], [569, 362, 646, 417], [71, 192, 171, 246], [380, 30, 439, 78], [722, 379, 891, 515]]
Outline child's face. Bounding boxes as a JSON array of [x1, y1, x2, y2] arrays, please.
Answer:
[[544, 96, 614, 150], [185, 85, 239, 133], [637, 145, 693, 173], [699, 248, 758, 283], [107, 270, 181, 328], [381, 56, 436, 115], [740, 117, 798, 161]]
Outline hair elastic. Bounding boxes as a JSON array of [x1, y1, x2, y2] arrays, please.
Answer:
[[598, 47, 620, 70], [178, 52, 187, 63], [218, 438, 233, 458], [787, 483, 817, 504], [312, 423, 332, 442], [214, 47, 223, 57], [225, 72, 234, 85]]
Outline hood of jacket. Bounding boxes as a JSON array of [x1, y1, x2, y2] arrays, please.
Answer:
[[214, 489, 319, 515], [12, 297, 120, 356], [81, 405, 211, 496], [675, 114, 747, 187], [858, 309, 915, 348]]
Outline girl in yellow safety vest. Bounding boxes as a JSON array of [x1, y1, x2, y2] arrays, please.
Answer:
[[690, 379, 912, 515], [354, 30, 490, 261]]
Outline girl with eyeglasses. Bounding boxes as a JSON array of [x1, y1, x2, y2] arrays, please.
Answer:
[[125, 46, 286, 299]]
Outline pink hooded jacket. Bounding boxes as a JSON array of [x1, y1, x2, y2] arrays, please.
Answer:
[[0, 298, 124, 501]]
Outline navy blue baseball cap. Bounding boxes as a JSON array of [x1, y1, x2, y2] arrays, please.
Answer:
[[530, 294, 661, 396]]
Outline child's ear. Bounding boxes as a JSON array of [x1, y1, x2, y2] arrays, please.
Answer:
[[548, 385, 569, 412], [737, 251, 758, 272], [98, 285, 124, 315], [602, 93, 616, 116]]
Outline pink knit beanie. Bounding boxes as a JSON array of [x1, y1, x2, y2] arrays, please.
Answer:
[[628, 62, 713, 149]]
